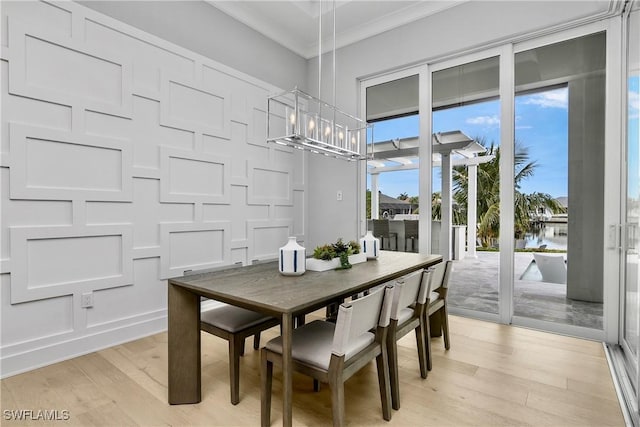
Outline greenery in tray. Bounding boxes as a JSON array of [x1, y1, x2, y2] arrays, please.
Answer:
[[312, 238, 361, 270], [313, 244, 337, 261]]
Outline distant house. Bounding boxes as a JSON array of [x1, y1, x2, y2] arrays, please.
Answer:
[[379, 192, 417, 218], [533, 196, 568, 223]]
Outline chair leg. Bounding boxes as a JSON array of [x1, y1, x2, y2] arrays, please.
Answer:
[[386, 327, 400, 410], [375, 349, 392, 421], [240, 337, 246, 356], [415, 319, 428, 379], [329, 376, 345, 427], [429, 308, 443, 337], [253, 332, 261, 350], [313, 379, 321, 392], [442, 304, 451, 350], [260, 349, 272, 427], [425, 312, 433, 372], [331, 384, 345, 427], [229, 336, 242, 405]]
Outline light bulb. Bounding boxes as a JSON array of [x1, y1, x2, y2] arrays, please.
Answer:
[[351, 137, 357, 145], [324, 126, 331, 137], [308, 118, 315, 130], [338, 131, 344, 141], [289, 113, 296, 124]]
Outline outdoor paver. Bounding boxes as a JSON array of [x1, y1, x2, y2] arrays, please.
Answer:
[[448, 251, 603, 329]]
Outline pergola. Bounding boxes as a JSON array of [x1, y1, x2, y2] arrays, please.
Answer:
[[368, 130, 495, 260]]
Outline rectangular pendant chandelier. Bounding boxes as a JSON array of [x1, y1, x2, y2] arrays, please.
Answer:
[[267, 87, 371, 161]]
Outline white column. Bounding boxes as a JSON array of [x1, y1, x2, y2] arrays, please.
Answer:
[[371, 173, 380, 219], [440, 153, 452, 261], [467, 164, 478, 258]]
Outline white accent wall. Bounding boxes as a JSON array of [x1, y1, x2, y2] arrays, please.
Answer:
[[0, 1, 305, 377]]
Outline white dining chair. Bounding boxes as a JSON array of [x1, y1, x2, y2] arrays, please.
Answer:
[[425, 260, 453, 371], [260, 284, 395, 426], [387, 268, 432, 410]]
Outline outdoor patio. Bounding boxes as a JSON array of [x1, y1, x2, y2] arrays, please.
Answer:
[[448, 251, 604, 329]]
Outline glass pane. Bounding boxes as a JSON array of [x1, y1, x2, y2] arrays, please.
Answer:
[[625, 74, 639, 360], [432, 56, 500, 315], [624, 8, 640, 362], [366, 113, 420, 252], [513, 33, 605, 329]]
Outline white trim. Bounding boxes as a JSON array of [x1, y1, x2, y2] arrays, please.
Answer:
[[499, 44, 515, 325], [0, 310, 166, 379], [209, 1, 466, 59], [418, 65, 432, 255], [603, 16, 624, 345]]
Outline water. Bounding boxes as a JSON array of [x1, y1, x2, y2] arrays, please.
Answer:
[[523, 223, 568, 250]]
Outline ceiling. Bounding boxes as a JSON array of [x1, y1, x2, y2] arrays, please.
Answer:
[[206, 1, 468, 59]]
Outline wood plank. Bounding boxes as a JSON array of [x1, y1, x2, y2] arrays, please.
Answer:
[[0, 315, 625, 427]]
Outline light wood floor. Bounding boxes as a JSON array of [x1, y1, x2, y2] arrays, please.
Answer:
[[1, 315, 625, 426]]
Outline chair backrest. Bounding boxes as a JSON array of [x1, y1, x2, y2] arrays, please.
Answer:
[[430, 260, 452, 292], [404, 220, 419, 239], [372, 219, 390, 237], [417, 269, 432, 305], [390, 269, 425, 320], [331, 285, 394, 356]]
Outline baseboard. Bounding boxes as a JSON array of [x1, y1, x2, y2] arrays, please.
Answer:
[[1, 312, 167, 379]]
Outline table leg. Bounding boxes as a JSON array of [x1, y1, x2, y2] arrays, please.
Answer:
[[168, 282, 201, 404], [282, 313, 293, 427]]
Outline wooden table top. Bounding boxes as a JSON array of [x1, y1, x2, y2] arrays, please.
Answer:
[[168, 251, 442, 317]]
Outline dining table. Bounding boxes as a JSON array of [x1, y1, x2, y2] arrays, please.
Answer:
[[167, 250, 442, 426]]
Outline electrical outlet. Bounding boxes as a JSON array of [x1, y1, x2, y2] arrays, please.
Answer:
[[337, 190, 343, 201], [81, 292, 93, 308]]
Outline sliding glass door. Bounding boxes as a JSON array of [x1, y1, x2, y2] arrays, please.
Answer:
[[427, 28, 611, 337], [362, 21, 616, 342], [512, 33, 606, 332]]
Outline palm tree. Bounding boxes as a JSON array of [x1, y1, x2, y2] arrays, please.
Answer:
[[431, 192, 465, 225], [452, 138, 565, 247]]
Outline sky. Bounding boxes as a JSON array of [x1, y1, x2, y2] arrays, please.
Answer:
[[628, 75, 640, 200], [368, 87, 571, 200]]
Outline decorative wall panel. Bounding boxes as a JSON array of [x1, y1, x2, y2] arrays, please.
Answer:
[[9, 22, 132, 118], [247, 161, 293, 205], [84, 18, 195, 98], [160, 222, 231, 278], [9, 225, 133, 304], [160, 148, 231, 204], [9, 124, 132, 201], [247, 220, 293, 262], [86, 258, 166, 328], [0, 0, 304, 378], [161, 76, 231, 139]]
